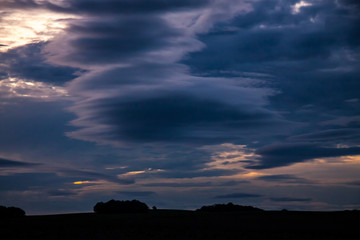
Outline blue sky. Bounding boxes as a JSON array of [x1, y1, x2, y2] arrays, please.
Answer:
[[0, 0, 359, 215]]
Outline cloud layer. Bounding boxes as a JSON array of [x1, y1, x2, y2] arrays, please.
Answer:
[[0, 0, 359, 213]]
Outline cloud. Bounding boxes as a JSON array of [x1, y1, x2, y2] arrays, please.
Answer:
[[58, 169, 134, 185], [340, 0, 360, 8], [184, 0, 360, 131], [0, 157, 38, 168], [0, 77, 69, 100], [116, 191, 156, 197], [28, 0, 274, 147], [143, 180, 248, 188], [255, 174, 314, 184], [0, 43, 78, 83], [0, 0, 209, 15], [1, 0, 360, 213], [288, 128, 360, 142], [52, 0, 210, 15], [47, 189, 77, 197], [320, 117, 360, 127], [186, 0, 345, 67], [45, 15, 188, 67], [152, 169, 239, 179], [292, 1, 312, 14], [95, 94, 273, 143], [344, 180, 360, 186], [0, 6, 73, 52], [214, 192, 262, 199], [249, 143, 360, 169], [0, 173, 74, 191], [0, 0, 40, 9], [270, 197, 312, 202], [64, 63, 279, 146]]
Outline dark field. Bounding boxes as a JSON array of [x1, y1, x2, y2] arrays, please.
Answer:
[[1, 210, 358, 239]]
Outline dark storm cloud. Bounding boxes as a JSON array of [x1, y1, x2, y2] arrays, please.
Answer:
[[270, 197, 312, 202], [255, 174, 313, 184], [0, 157, 38, 168], [0, 43, 78, 83], [66, 66, 279, 145], [37, 0, 282, 146], [0, 0, 211, 16], [102, 94, 273, 143], [52, 0, 210, 14], [46, 16, 181, 66], [250, 144, 360, 169], [188, 0, 360, 66], [214, 193, 262, 199], [0, 0, 210, 13], [184, 0, 360, 123]]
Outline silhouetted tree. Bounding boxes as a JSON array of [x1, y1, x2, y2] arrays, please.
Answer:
[[0, 205, 26, 218], [93, 199, 149, 214], [196, 202, 264, 212], [152, 206, 157, 211]]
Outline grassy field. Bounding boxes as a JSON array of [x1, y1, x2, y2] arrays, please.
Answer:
[[1, 210, 358, 239]]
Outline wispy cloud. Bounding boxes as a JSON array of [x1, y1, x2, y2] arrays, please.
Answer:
[[215, 193, 262, 199], [255, 174, 314, 184], [0, 157, 39, 168], [270, 197, 312, 202]]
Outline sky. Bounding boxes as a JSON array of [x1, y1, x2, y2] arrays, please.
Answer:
[[0, 0, 359, 215]]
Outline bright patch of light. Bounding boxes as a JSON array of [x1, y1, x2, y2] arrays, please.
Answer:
[[73, 181, 91, 185], [340, 155, 360, 163], [122, 170, 146, 176], [0, 77, 68, 100], [241, 172, 265, 178], [292, 1, 312, 14], [0, 9, 76, 52], [201, 143, 258, 170], [119, 168, 164, 177]]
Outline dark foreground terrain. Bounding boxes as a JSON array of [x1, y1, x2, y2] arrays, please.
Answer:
[[1, 210, 358, 239]]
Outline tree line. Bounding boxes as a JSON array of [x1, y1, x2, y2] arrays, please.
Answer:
[[93, 200, 264, 214], [1, 200, 265, 217], [0, 206, 25, 218]]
